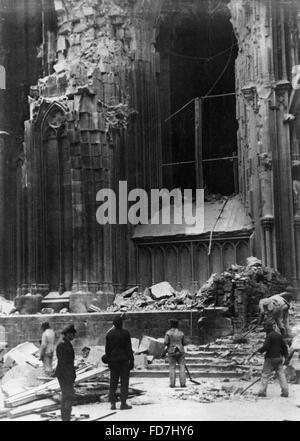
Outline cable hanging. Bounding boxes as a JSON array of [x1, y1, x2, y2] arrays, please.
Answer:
[[203, 35, 235, 98], [168, 43, 237, 62]]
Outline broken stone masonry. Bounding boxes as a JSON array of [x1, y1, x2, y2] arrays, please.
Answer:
[[0, 0, 299, 302], [108, 257, 288, 331]]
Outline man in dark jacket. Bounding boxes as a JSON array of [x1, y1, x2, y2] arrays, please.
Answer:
[[55, 324, 76, 421], [255, 321, 289, 397], [105, 316, 134, 410]]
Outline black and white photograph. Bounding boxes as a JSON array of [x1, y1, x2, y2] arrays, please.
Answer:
[[0, 0, 299, 426]]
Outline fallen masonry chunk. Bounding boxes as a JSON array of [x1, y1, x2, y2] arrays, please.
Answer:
[[0, 297, 15, 315], [134, 354, 148, 369], [150, 281, 176, 300], [3, 342, 40, 369], [131, 338, 140, 353], [147, 355, 154, 364], [138, 336, 165, 358], [86, 346, 105, 367], [121, 286, 139, 298], [88, 304, 101, 313]]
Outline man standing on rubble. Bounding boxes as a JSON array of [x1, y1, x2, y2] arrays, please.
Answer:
[[258, 287, 294, 336], [105, 316, 134, 410], [255, 321, 289, 398], [164, 319, 187, 388], [55, 324, 77, 421], [39, 322, 55, 376]]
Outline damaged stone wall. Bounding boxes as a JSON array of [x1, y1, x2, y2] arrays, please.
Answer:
[[1, 0, 300, 301], [229, 0, 300, 287], [20, 0, 166, 297], [0, 310, 200, 350]]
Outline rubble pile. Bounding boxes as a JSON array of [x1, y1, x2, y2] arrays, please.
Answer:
[[0, 341, 144, 420], [107, 258, 288, 319], [196, 257, 287, 312], [108, 283, 197, 313], [172, 381, 258, 403]]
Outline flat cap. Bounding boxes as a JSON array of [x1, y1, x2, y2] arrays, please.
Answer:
[[61, 323, 76, 335]]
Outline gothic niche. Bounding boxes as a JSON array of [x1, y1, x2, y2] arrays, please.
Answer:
[[39, 102, 72, 293]]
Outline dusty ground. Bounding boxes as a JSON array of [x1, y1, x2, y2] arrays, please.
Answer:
[[4, 377, 300, 421]]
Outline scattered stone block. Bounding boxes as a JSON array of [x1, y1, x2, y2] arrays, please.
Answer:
[[131, 338, 140, 353], [3, 344, 40, 368], [86, 346, 105, 367], [121, 286, 139, 298], [138, 336, 165, 359], [14, 295, 43, 315], [134, 354, 147, 370], [149, 282, 176, 301], [147, 355, 154, 364], [0, 297, 15, 315], [69, 291, 93, 313]]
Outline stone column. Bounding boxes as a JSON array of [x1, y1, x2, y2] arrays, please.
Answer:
[[261, 216, 274, 267], [271, 81, 297, 283], [294, 218, 300, 292], [0, 131, 9, 295]]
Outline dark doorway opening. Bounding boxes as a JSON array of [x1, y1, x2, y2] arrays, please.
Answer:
[[157, 1, 238, 196]]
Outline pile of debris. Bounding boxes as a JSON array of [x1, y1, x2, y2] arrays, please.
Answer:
[[107, 258, 288, 316], [107, 282, 198, 313], [197, 256, 287, 312], [172, 381, 258, 403], [0, 341, 144, 420]]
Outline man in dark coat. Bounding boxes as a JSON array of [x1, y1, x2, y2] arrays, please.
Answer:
[[105, 316, 134, 410], [55, 324, 76, 421], [255, 321, 289, 397]]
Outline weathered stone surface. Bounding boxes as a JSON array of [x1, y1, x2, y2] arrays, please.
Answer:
[[121, 286, 139, 298], [134, 353, 147, 370], [14, 295, 43, 315], [0, 297, 15, 315], [69, 292, 93, 313], [86, 345, 105, 367], [150, 282, 176, 301], [3, 342, 40, 368], [138, 336, 165, 359]]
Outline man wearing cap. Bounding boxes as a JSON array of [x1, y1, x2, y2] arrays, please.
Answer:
[[164, 318, 187, 388], [254, 321, 289, 397], [39, 322, 55, 376], [258, 287, 294, 336], [105, 316, 134, 410], [55, 324, 76, 421]]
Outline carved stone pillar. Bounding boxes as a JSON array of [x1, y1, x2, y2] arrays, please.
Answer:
[[261, 216, 274, 268], [0, 131, 9, 295], [294, 218, 300, 290], [101, 143, 114, 296], [270, 81, 297, 282]]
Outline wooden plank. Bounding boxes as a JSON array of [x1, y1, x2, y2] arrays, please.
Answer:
[[9, 398, 59, 418], [5, 366, 108, 408]]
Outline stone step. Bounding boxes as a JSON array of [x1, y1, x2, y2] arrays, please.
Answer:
[[184, 357, 230, 364], [131, 370, 244, 379], [198, 345, 253, 351], [184, 351, 218, 357], [146, 363, 249, 371]]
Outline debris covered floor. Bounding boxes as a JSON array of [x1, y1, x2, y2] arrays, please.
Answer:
[[1, 303, 300, 422], [1, 378, 300, 422]]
